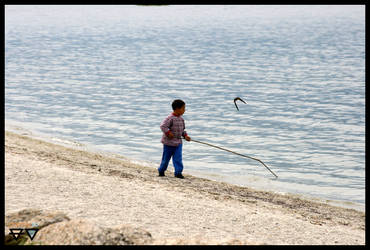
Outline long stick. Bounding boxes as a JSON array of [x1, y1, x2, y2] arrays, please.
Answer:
[[190, 138, 278, 178]]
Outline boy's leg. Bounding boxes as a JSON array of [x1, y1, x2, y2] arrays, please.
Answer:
[[158, 145, 175, 174], [172, 143, 184, 176]]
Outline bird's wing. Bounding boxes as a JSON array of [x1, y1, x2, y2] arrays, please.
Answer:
[[234, 97, 246, 111]]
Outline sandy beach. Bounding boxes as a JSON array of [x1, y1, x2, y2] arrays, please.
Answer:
[[5, 131, 365, 245]]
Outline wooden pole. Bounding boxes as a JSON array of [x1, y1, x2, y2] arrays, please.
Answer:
[[190, 139, 278, 178]]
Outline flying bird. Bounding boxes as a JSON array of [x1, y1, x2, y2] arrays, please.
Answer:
[[234, 97, 246, 111]]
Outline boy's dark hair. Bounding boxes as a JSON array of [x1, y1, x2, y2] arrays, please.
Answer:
[[172, 99, 185, 110]]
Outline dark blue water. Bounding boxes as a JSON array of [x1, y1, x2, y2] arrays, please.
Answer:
[[5, 5, 365, 209]]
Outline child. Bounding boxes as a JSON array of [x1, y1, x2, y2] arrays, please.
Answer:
[[158, 99, 191, 178]]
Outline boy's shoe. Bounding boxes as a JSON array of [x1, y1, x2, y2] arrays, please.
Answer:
[[158, 171, 165, 177], [174, 173, 184, 179]]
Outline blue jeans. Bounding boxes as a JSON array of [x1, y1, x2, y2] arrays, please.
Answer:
[[158, 144, 184, 175]]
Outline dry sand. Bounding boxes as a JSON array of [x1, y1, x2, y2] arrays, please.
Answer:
[[5, 131, 365, 245]]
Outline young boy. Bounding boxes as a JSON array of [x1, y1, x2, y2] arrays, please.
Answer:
[[158, 99, 191, 179]]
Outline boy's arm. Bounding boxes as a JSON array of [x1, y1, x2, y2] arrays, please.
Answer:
[[182, 120, 190, 141], [181, 119, 187, 137], [160, 116, 174, 138]]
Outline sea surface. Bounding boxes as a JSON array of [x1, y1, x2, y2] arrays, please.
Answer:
[[5, 5, 365, 210]]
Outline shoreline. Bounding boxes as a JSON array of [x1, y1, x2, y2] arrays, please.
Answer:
[[5, 130, 365, 245], [5, 123, 364, 212]]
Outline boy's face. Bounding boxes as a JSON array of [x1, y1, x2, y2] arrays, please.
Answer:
[[175, 105, 186, 115]]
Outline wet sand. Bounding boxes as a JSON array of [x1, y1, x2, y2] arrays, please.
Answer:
[[5, 131, 365, 245]]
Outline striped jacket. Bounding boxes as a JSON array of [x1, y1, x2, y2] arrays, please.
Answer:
[[160, 113, 188, 146]]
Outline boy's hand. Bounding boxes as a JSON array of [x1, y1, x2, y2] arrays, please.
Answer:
[[184, 135, 191, 141], [167, 131, 174, 139]]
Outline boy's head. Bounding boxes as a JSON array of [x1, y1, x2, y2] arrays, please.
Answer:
[[172, 99, 186, 115]]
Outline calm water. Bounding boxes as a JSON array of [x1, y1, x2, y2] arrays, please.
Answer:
[[5, 5, 365, 209]]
